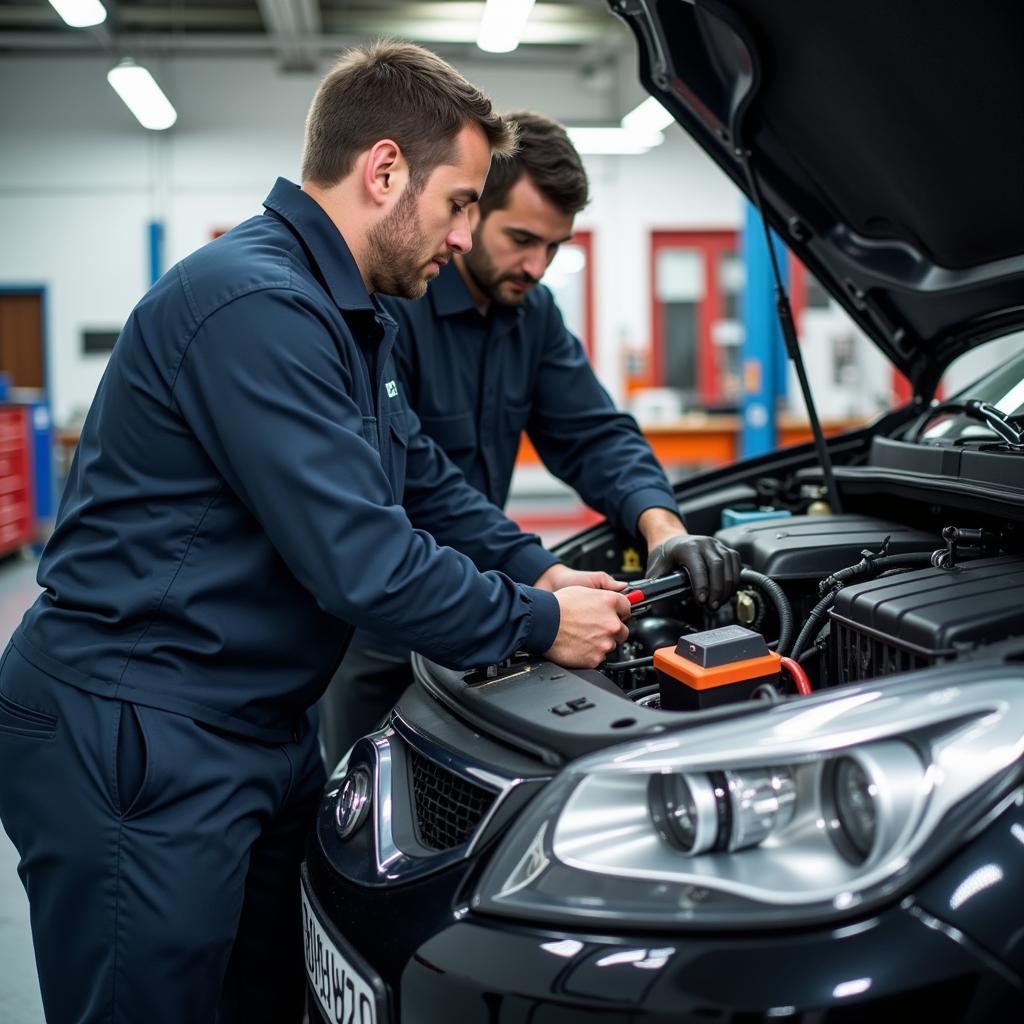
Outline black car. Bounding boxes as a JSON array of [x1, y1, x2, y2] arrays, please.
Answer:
[[302, 2, 1024, 1021]]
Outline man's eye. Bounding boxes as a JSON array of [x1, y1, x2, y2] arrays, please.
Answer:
[[452, 203, 466, 215]]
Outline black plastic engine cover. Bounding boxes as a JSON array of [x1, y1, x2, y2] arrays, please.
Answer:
[[715, 514, 936, 581], [832, 554, 1024, 661]]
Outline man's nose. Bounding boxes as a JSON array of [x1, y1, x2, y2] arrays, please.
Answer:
[[448, 220, 472, 255], [522, 247, 547, 281]]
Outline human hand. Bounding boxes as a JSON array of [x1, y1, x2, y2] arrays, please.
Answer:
[[533, 563, 627, 593], [544, 586, 631, 668], [646, 534, 742, 609]]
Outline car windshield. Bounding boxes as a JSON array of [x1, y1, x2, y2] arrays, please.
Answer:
[[919, 346, 1024, 443]]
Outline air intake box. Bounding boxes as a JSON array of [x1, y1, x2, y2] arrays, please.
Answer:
[[715, 514, 936, 581], [831, 554, 1024, 683]]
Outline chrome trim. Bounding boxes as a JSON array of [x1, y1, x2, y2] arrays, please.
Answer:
[[368, 729, 402, 873], [334, 765, 372, 840], [320, 714, 548, 885]]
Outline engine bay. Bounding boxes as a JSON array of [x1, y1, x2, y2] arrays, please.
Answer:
[[414, 494, 1024, 764]]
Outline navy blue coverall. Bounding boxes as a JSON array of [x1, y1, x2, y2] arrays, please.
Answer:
[[0, 178, 559, 1023], [321, 260, 680, 764]]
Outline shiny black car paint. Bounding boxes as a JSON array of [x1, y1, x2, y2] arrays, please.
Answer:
[[305, 797, 1024, 1023]]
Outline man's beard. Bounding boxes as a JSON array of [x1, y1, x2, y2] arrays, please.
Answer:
[[365, 183, 433, 299], [462, 241, 537, 308]]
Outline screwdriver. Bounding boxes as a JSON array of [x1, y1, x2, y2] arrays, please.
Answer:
[[622, 570, 692, 610]]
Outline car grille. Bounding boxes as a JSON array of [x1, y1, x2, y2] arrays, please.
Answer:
[[409, 748, 497, 851], [833, 620, 933, 684]]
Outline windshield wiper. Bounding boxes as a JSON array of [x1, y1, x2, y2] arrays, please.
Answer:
[[919, 399, 1024, 448]]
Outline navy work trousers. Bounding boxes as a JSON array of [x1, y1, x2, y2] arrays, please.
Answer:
[[0, 643, 325, 1023]]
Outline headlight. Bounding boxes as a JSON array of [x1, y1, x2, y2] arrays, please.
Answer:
[[473, 666, 1024, 929]]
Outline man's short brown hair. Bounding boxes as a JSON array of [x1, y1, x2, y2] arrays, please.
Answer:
[[478, 110, 589, 219], [302, 39, 518, 187]]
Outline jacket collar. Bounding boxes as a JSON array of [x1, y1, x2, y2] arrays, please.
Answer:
[[428, 259, 524, 327], [263, 177, 376, 314]]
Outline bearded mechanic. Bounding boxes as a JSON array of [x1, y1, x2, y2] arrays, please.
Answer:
[[322, 111, 742, 766]]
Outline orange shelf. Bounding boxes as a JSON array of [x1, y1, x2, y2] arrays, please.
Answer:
[[515, 415, 866, 469]]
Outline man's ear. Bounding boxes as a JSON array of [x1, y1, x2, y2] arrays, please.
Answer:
[[363, 139, 408, 207]]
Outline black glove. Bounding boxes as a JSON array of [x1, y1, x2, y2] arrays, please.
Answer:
[[646, 534, 742, 608]]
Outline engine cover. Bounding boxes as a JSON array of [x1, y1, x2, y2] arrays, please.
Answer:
[[831, 554, 1024, 683], [715, 514, 936, 581]]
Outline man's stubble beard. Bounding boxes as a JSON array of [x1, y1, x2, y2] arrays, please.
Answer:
[[462, 239, 534, 308], [366, 182, 432, 299]]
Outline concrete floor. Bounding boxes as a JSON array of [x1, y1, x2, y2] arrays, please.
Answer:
[[0, 554, 45, 1022]]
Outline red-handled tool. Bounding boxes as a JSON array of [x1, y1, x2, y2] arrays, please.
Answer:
[[622, 570, 692, 610]]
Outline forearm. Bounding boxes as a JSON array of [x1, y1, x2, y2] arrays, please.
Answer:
[[637, 506, 688, 549]]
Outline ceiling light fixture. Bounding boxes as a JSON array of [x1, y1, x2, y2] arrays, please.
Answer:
[[48, 0, 107, 28], [107, 60, 178, 131], [477, 0, 536, 54], [621, 96, 676, 135], [566, 127, 664, 156]]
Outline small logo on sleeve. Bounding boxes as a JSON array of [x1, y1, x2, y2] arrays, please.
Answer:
[[385, 381, 399, 398]]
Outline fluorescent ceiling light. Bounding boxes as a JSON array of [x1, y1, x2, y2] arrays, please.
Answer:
[[621, 96, 675, 135], [48, 0, 107, 28], [477, 0, 536, 54], [566, 127, 664, 155], [107, 61, 177, 131]]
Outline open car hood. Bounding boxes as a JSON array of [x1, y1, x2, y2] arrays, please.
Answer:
[[612, 0, 1024, 395]]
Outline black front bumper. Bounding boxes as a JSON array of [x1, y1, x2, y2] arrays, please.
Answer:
[[304, 830, 1023, 1024]]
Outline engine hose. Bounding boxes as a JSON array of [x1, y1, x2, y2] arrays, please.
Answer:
[[780, 656, 813, 696], [603, 655, 655, 671], [789, 589, 838, 663], [798, 642, 824, 668], [739, 568, 794, 657], [795, 551, 937, 662], [819, 551, 934, 595]]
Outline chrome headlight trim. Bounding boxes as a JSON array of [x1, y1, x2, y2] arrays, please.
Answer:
[[474, 668, 1024, 929]]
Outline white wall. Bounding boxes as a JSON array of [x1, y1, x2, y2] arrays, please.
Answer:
[[0, 52, 747, 426]]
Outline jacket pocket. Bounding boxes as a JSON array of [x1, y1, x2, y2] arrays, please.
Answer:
[[0, 690, 57, 740]]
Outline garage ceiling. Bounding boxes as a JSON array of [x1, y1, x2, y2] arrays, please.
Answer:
[[0, 1, 629, 69]]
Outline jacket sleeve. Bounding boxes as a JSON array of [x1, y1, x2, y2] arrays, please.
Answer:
[[170, 288, 559, 668], [400, 407, 559, 585], [525, 290, 680, 535]]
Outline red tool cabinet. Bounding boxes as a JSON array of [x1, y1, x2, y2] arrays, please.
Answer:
[[0, 405, 34, 556]]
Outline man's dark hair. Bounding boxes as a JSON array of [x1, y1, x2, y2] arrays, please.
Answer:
[[478, 110, 589, 219], [302, 39, 518, 187]]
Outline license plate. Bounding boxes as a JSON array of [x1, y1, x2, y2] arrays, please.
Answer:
[[302, 874, 383, 1024]]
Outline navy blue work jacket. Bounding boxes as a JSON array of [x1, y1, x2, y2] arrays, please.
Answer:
[[381, 261, 678, 531], [14, 179, 559, 742]]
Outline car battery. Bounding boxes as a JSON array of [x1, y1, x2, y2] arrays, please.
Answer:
[[654, 625, 781, 711]]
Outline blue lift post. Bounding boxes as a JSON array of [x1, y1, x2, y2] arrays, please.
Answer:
[[148, 220, 165, 286], [740, 202, 788, 458]]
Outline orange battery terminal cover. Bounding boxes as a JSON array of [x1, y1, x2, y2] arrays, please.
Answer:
[[653, 646, 782, 691]]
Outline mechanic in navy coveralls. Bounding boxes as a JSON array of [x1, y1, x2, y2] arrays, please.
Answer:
[[0, 44, 638, 1024], [322, 111, 742, 766]]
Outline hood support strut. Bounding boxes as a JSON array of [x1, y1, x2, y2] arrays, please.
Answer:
[[741, 156, 844, 514]]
